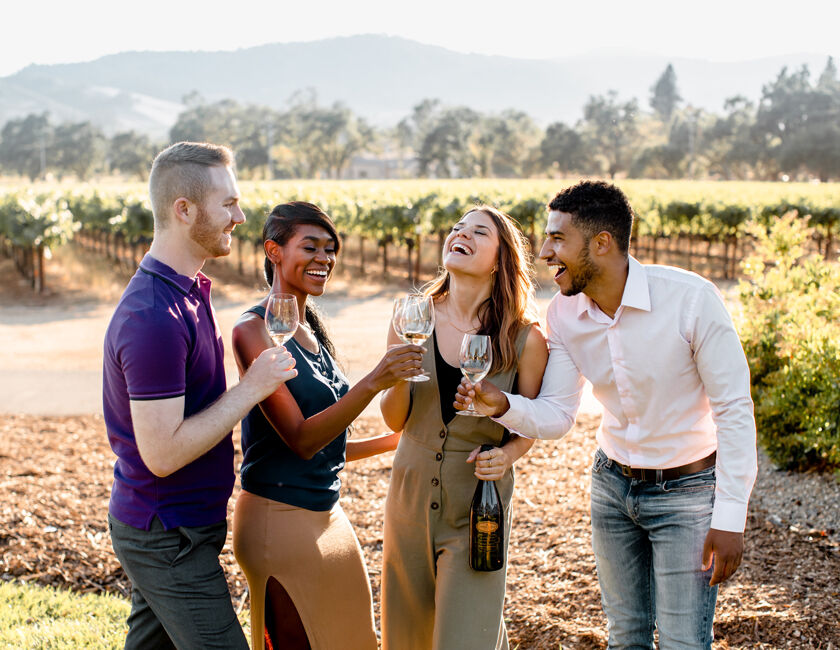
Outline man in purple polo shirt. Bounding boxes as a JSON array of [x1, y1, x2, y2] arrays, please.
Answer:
[[103, 142, 297, 649]]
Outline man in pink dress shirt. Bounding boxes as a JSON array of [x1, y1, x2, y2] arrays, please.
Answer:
[[456, 180, 757, 649]]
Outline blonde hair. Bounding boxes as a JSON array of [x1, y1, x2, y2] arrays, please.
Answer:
[[423, 205, 538, 374], [148, 141, 234, 227]]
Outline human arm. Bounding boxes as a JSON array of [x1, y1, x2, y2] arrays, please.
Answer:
[[346, 430, 402, 462], [691, 284, 757, 582], [131, 346, 297, 477], [467, 323, 548, 480], [379, 322, 414, 432], [233, 313, 422, 460], [456, 303, 584, 439], [692, 284, 757, 534]]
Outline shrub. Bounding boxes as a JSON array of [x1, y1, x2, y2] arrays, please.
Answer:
[[738, 213, 840, 471]]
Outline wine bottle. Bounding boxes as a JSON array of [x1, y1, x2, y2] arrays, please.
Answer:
[[469, 444, 504, 571]]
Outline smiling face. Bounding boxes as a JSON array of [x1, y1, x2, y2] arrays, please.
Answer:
[[442, 210, 500, 277], [539, 210, 601, 296], [188, 165, 244, 258], [269, 224, 337, 298]]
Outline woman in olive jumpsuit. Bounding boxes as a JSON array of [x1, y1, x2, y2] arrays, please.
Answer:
[[380, 205, 549, 650]]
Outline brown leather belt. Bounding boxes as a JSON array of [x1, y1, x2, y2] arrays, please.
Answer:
[[614, 451, 716, 482]]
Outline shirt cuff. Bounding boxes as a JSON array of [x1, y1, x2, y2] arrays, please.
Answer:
[[490, 392, 531, 439], [710, 498, 749, 533]]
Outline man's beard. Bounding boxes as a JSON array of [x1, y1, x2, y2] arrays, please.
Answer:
[[561, 244, 599, 296], [189, 205, 230, 258]]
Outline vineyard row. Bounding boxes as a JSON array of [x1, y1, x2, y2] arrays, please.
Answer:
[[1, 180, 838, 291]]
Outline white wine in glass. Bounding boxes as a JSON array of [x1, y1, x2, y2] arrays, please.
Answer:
[[393, 294, 434, 382], [457, 334, 492, 417], [265, 293, 299, 347]]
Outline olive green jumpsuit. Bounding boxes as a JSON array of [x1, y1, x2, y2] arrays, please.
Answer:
[[381, 328, 529, 650]]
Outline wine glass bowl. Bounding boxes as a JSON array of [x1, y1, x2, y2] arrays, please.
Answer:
[[265, 293, 299, 347], [393, 294, 434, 382], [392, 297, 409, 340], [457, 334, 492, 417]]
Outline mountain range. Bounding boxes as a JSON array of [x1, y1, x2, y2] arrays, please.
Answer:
[[0, 35, 832, 139]]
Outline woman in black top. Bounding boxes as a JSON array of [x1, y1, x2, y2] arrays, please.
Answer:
[[231, 202, 423, 650]]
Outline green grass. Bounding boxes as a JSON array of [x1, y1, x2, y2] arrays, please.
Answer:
[[0, 581, 252, 648], [0, 581, 129, 648]]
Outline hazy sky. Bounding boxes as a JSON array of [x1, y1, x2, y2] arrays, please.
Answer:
[[2, 0, 837, 77]]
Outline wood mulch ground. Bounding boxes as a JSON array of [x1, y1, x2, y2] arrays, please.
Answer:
[[1, 413, 838, 649]]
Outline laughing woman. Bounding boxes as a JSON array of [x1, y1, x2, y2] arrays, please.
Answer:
[[231, 202, 423, 650], [379, 205, 549, 650]]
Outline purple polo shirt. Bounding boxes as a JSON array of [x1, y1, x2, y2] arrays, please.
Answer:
[[103, 254, 233, 530]]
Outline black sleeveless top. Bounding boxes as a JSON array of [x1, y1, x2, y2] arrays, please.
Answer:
[[239, 305, 350, 511], [434, 331, 464, 425]]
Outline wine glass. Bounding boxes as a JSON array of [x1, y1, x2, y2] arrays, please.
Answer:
[[392, 294, 434, 382], [265, 292, 299, 347], [457, 334, 492, 417]]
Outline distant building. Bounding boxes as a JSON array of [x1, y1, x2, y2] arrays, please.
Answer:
[[343, 154, 419, 179]]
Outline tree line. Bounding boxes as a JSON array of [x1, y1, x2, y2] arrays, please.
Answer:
[[1, 59, 839, 182]]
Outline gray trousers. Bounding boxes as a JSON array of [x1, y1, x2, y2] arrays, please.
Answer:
[[108, 513, 248, 650]]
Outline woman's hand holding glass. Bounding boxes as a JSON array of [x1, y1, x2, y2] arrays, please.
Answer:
[[392, 295, 434, 382], [367, 343, 426, 392]]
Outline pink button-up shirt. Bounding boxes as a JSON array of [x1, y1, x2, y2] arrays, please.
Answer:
[[497, 257, 757, 532]]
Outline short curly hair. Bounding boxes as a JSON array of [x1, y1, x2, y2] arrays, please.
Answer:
[[548, 181, 634, 255]]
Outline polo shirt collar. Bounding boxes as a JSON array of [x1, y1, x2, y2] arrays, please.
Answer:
[[573, 255, 651, 319], [139, 254, 201, 296]]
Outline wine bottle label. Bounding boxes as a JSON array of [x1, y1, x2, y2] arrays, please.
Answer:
[[475, 521, 499, 534]]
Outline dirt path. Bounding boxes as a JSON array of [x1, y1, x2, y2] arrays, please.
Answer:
[[0, 284, 401, 416], [0, 251, 599, 417]]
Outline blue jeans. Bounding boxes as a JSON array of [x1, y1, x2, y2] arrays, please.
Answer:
[[590, 449, 718, 650]]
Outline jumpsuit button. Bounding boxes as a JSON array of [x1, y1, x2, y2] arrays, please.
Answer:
[[439, 430, 446, 438], [430, 502, 439, 510], [431, 477, 439, 486], [435, 452, 442, 461]]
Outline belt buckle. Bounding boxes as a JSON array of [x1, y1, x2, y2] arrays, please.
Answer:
[[619, 463, 634, 478]]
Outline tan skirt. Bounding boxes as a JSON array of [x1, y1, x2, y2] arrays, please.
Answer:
[[232, 490, 378, 650]]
